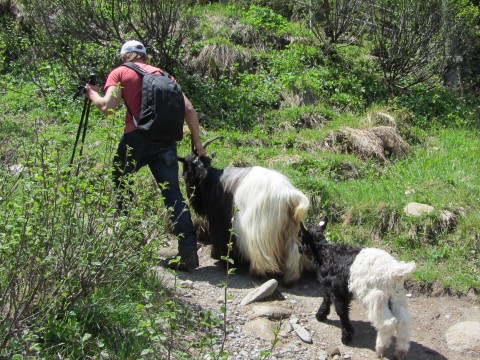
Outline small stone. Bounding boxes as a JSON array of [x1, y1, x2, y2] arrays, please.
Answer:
[[283, 321, 293, 333], [404, 202, 435, 217], [8, 164, 24, 175], [327, 346, 341, 357], [240, 279, 278, 306], [317, 350, 328, 360], [289, 317, 299, 324], [181, 280, 194, 288], [292, 323, 312, 343]]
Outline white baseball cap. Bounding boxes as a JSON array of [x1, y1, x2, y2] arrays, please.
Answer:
[[120, 40, 146, 55]]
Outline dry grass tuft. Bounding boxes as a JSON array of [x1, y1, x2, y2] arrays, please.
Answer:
[[325, 126, 409, 164], [188, 42, 252, 79], [364, 111, 397, 127], [297, 113, 329, 129]]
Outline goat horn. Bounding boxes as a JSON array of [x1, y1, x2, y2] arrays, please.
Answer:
[[202, 136, 224, 149]]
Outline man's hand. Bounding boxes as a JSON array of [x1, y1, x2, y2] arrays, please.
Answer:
[[84, 84, 100, 101], [194, 142, 206, 157]]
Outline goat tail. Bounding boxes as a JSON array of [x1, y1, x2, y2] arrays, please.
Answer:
[[393, 261, 417, 279], [288, 189, 310, 222]]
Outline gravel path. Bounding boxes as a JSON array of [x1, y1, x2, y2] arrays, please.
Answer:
[[156, 243, 480, 360]]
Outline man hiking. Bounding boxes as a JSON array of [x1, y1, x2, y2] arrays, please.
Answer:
[[85, 40, 205, 271]]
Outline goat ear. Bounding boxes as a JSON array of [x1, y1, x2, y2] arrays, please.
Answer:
[[318, 216, 328, 231]]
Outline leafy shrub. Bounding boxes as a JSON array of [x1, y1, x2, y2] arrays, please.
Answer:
[[184, 69, 283, 130], [240, 5, 292, 48], [242, 5, 287, 32], [0, 133, 170, 356], [233, 0, 296, 18], [393, 83, 480, 128], [265, 44, 323, 84]]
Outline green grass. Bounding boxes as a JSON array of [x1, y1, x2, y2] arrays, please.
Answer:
[[2, 2, 480, 357], [201, 124, 480, 294]]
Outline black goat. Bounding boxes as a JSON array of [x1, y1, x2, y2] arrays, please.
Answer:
[[178, 136, 311, 284], [299, 220, 416, 359]]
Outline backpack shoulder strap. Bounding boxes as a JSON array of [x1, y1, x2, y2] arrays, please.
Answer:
[[122, 61, 149, 76], [121, 62, 150, 128], [123, 62, 168, 77]]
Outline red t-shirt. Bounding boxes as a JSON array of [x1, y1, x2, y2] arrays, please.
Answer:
[[104, 62, 167, 134]]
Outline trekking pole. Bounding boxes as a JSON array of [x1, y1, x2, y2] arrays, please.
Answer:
[[69, 74, 97, 174]]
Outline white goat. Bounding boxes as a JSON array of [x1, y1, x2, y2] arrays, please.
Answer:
[[298, 219, 416, 359]]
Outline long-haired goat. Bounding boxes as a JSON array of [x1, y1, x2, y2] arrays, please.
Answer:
[[178, 136, 311, 284], [298, 219, 416, 360]]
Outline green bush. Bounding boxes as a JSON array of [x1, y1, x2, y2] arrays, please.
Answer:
[[0, 133, 171, 356], [393, 83, 480, 128], [240, 5, 293, 48]]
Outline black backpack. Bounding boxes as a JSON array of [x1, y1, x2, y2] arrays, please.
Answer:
[[122, 62, 185, 142]]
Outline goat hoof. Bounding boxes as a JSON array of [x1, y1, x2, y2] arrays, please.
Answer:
[[341, 333, 353, 344], [316, 313, 328, 322], [376, 346, 387, 358], [393, 350, 407, 360]]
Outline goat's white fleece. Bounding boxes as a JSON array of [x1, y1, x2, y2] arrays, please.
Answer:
[[224, 166, 310, 283], [349, 248, 416, 300], [348, 248, 416, 357]]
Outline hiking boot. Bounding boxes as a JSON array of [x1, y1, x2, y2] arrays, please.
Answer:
[[166, 250, 199, 272]]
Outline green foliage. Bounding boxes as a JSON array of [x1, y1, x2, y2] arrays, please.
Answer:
[[242, 5, 287, 33], [233, 0, 296, 18], [393, 83, 480, 128], [240, 5, 293, 47], [1, 81, 43, 115], [2, 1, 480, 355], [267, 43, 321, 73], [0, 125, 182, 356], [184, 69, 284, 130]]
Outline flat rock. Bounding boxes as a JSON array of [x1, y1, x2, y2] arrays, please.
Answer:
[[250, 304, 292, 320], [404, 202, 435, 217], [242, 317, 277, 341], [8, 164, 24, 175], [240, 279, 278, 306], [445, 321, 480, 353]]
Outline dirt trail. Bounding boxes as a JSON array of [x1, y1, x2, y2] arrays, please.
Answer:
[[157, 243, 480, 360]]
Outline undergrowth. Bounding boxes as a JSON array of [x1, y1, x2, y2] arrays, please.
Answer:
[[1, 1, 480, 357]]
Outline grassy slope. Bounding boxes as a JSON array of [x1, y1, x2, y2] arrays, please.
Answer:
[[1, 3, 479, 358], [1, 2, 479, 297], [204, 123, 480, 294]]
